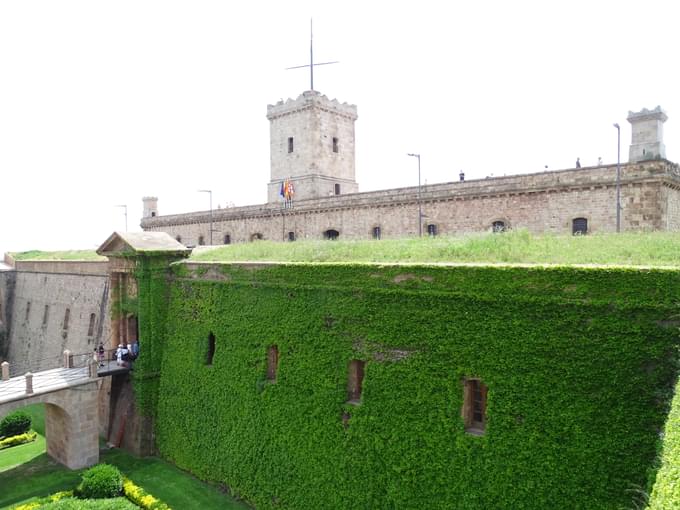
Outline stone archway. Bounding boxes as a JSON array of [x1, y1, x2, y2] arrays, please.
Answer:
[[0, 380, 100, 469]]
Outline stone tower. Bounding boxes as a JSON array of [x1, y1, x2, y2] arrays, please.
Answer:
[[142, 197, 158, 219], [627, 106, 668, 163], [266, 91, 359, 203]]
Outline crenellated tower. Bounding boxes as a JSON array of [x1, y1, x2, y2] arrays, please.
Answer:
[[627, 106, 668, 163], [266, 90, 358, 202]]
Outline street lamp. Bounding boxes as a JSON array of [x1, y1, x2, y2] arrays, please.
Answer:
[[115, 205, 128, 232], [613, 123, 621, 233], [407, 153, 422, 237], [197, 189, 213, 245]]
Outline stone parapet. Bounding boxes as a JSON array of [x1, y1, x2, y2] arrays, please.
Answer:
[[267, 90, 358, 121], [13, 260, 109, 276]]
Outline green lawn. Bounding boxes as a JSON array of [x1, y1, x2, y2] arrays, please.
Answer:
[[189, 230, 680, 266], [10, 250, 106, 261], [0, 404, 48, 472], [0, 450, 249, 510]]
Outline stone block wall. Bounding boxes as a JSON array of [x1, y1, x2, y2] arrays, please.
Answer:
[[6, 263, 110, 372], [142, 160, 680, 246]]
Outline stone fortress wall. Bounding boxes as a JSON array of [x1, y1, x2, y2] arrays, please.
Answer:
[[141, 159, 680, 246], [0, 260, 111, 373], [140, 95, 678, 245]]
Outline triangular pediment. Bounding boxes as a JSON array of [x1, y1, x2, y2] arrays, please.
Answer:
[[97, 231, 191, 258]]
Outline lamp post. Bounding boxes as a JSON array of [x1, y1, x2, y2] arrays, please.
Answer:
[[115, 205, 128, 232], [613, 123, 621, 233], [198, 189, 213, 245], [407, 153, 422, 237]]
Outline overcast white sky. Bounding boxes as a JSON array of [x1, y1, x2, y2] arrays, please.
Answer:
[[1, 0, 678, 254]]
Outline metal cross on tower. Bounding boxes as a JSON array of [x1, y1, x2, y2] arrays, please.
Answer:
[[285, 19, 339, 91]]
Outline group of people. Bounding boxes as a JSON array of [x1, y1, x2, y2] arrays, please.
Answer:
[[94, 341, 140, 368]]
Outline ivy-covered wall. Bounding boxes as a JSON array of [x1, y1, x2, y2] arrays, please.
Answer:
[[143, 263, 679, 509]]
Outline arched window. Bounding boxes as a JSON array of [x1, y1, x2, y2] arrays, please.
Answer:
[[572, 217, 588, 235], [88, 313, 96, 337], [324, 229, 340, 240], [198, 235, 205, 246], [427, 224, 438, 237], [288, 231, 296, 242], [372, 226, 381, 240], [206, 332, 216, 365], [492, 220, 506, 233], [251, 233, 263, 242], [223, 234, 231, 245]]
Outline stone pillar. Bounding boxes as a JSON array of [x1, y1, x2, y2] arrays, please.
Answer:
[[88, 357, 98, 378], [45, 383, 100, 469], [25, 372, 33, 394], [1, 361, 8, 381], [63, 350, 73, 368]]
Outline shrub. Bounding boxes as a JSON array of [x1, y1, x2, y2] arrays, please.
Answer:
[[0, 410, 32, 438], [76, 464, 123, 499], [0, 431, 37, 450], [35, 498, 136, 509], [122, 478, 171, 510]]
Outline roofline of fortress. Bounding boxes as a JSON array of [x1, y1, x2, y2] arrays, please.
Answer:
[[141, 159, 680, 228]]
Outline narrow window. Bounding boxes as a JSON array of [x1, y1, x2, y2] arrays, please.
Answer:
[[224, 234, 231, 245], [288, 231, 296, 242], [88, 313, 96, 337], [198, 235, 205, 246], [63, 308, 70, 331], [288, 137, 294, 153], [427, 224, 438, 237], [176, 235, 182, 243], [42, 305, 49, 326], [266, 345, 279, 381], [572, 217, 588, 235], [372, 226, 381, 240], [324, 229, 340, 241], [492, 220, 506, 233], [25, 302, 31, 322], [206, 332, 216, 365], [462, 378, 488, 435], [334, 183, 341, 195], [151, 212, 156, 217], [347, 359, 366, 404], [332, 137, 339, 153]]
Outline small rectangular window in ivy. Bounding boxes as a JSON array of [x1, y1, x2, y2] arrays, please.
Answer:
[[266, 345, 279, 382], [462, 378, 488, 435], [346, 359, 365, 405]]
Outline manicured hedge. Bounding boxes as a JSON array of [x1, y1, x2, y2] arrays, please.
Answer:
[[138, 263, 680, 509], [647, 374, 680, 509], [0, 431, 37, 450]]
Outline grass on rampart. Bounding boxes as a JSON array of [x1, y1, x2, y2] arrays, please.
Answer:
[[188, 230, 680, 267], [10, 250, 106, 262]]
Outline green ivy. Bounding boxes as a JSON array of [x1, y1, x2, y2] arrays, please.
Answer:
[[134, 263, 679, 509]]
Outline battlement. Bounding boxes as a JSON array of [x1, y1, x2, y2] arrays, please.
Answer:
[[627, 105, 668, 123], [267, 90, 358, 121]]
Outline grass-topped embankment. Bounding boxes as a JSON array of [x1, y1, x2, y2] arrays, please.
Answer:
[[10, 250, 106, 262], [189, 230, 680, 266]]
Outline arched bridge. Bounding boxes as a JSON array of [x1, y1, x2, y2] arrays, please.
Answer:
[[0, 350, 128, 469]]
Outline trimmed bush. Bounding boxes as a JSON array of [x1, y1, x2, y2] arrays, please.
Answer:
[[35, 498, 136, 509], [0, 431, 37, 450], [76, 464, 123, 500], [0, 410, 32, 438], [122, 478, 171, 510]]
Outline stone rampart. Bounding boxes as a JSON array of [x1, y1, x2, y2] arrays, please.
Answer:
[[141, 160, 680, 245]]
